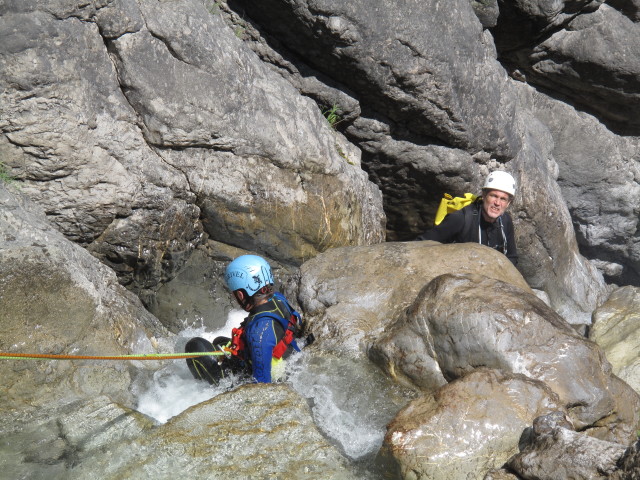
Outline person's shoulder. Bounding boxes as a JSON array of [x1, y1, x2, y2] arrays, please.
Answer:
[[446, 203, 476, 223]]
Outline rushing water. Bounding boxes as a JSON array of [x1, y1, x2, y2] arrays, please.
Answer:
[[132, 309, 415, 466]]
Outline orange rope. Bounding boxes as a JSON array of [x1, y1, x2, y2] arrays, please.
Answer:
[[0, 351, 224, 361]]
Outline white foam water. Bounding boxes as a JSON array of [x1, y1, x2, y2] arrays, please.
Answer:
[[133, 310, 246, 423], [132, 310, 413, 462], [286, 351, 414, 461]]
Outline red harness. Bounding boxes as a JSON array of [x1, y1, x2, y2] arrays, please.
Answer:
[[228, 313, 298, 360], [272, 314, 297, 359]]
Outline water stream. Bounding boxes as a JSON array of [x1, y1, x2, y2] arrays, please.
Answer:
[[132, 310, 416, 472]]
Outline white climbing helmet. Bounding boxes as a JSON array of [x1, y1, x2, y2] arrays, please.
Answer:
[[483, 171, 516, 196]]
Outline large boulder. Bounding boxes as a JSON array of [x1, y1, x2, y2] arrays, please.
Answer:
[[1, 385, 360, 480], [590, 286, 640, 393], [0, 184, 167, 412], [382, 369, 563, 480], [65, 384, 361, 480], [371, 273, 640, 442], [291, 240, 530, 355], [506, 412, 628, 480]]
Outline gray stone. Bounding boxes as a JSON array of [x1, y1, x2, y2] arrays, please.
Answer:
[[0, 0, 385, 306], [225, 0, 611, 325], [371, 273, 640, 442], [590, 286, 640, 393], [609, 440, 640, 480], [292, 241, 531, 357], [0, 2, 203, 302], [231, 0, 520, 157], [66, 384, 361, 480], [492, 0, 604, 49], [0, 183, 167, 411], [507, 412, 627, 480], [508, 5, 640, 130], [608, 0, 640, 22], [470, 0, 500, 28], [383, 369, 563, 480]]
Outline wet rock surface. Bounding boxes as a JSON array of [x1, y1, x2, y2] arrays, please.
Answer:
[[506, 412, 629, 480], [291, 240, 530, 355], [590, 286, 640, 393], [66, 384, 362, 480], [2, 0, 640, 479], [383, 370, 563, 480], [0, 184, 167, 412], [371, 273, 639, 441]]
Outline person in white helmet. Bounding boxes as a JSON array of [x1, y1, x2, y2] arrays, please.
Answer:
[[417, 171, 518, 265]]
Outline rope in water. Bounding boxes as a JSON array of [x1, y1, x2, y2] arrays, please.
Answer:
[[0, 351, 226, 361]]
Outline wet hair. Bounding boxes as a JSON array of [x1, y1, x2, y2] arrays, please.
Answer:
[[235, 284, 274, 311], [251, 284, 274, 302]]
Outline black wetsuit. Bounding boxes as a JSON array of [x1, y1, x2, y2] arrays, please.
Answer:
[[417, 200, 518, 265]]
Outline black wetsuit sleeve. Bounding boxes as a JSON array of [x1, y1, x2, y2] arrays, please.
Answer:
[[504, 215, 518, 266], [416, 210, 466, 243]]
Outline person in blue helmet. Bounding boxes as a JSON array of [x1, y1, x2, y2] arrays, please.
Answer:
[[185, 254, 303, 384]]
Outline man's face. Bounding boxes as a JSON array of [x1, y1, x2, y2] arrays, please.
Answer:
[[482, 189, 511, 222]]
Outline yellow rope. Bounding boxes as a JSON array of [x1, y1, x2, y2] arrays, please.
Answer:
[[0, 351, 226, 361]]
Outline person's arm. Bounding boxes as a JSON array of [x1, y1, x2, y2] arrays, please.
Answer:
[[416, 210, 466, 243], [245, 317, 279, 383]]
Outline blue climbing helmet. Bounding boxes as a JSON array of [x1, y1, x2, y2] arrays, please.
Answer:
[[224, 254, 274, 296]]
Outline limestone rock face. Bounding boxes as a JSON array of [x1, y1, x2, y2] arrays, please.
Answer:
[[502, 5, 640, 129], [0, 184, 167, 411], [590, 286, 640, 393], [226, 0, 521, 158], [0, 0, 385, 306], [223, 0, 613, 325], [292, 241, 530, 355], [516, 83, 640, 286], [66, 384, 360, 480], [371, 273, 640, 442], [383, 370, 563, 480]]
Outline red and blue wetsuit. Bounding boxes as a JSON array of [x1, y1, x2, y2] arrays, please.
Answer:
[[241, 292, 300, 383]]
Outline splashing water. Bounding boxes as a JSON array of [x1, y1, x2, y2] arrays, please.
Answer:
[[132, 310, 415, 462], [286, 351, 416, 461], [133, 310, 246, 423]]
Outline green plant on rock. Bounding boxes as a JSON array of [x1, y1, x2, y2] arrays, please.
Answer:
[[0, 160, 15, 184], [234, 25, 246, 38], [335, 143, 354, 165], [323, 104, 344, 130], [204, 0, 221, 14]]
